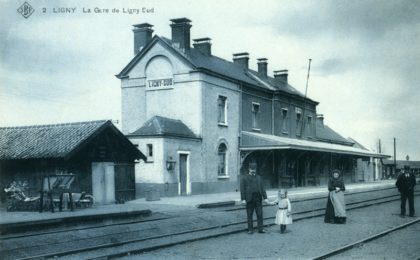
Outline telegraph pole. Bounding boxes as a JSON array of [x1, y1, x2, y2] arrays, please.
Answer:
[[300, 59, 312, 137]]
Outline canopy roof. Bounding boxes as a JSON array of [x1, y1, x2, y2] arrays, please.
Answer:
[[241, 131, 389, 158]]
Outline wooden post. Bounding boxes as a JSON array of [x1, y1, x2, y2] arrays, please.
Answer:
[[39, 175, 44, 213], [69, 191, 74, 211], [59, 192, 63, 212], [47, 175, 54, 213]]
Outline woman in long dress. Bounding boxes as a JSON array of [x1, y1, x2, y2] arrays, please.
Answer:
[[324, 169, 346, 224]]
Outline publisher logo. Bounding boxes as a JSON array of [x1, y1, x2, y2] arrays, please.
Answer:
[[17, 2, 34, 19]]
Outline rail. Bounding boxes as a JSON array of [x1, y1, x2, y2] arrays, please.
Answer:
[[5, 191, 418, 260]]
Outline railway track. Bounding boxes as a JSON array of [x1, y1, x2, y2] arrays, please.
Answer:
[[312, 218, 420, 260], [1, 188, 417, 260], [0, 187, 396, 240]]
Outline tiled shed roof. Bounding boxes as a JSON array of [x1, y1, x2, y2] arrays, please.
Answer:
[[0, 120, 145, 160], [129, 116, 199, 139]]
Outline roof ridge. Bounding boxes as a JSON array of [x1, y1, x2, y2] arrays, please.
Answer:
[[154, 115, 181, 122], [152, 117, 163, 134], [129, 116, 197, 138], [0, 120, 110, 130], [190, 48, 307, 97], [119, 35, 313, 102], [246, 71, 277, 91], [153, 115, 184, 135]]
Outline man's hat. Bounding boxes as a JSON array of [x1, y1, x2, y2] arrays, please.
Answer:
[[249, 162, 257, 170], [404, 165, 410, 170]]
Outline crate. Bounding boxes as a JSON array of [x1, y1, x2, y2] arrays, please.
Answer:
[[145, 188, 160, 201]]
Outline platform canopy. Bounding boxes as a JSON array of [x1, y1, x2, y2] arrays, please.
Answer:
[[240, 131, 389, 158]]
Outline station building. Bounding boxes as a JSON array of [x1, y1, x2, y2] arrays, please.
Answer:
[[117, 18, 387, 197], [382, 159, 420, 179]]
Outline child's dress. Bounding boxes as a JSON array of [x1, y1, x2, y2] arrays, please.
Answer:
[[275, 198, 293, 225]]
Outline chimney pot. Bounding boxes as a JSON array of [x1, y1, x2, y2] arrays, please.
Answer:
[[193, 37, 212, 56], [132, 23, 154, 55], [274, 69, 288, 84], [317, 114, 324, 127], [257, 58, 268, 78], [233, 52, 249, 69], [170, 18, 192, 52]]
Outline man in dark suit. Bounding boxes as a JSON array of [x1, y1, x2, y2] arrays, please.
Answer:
[[396, 165, 416, 217], [240, 162, 268, 234]]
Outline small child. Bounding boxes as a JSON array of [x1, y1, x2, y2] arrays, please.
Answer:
[[270, 189, 292, 233]]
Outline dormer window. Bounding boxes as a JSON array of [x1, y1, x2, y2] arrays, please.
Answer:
[[295, 107, 302, 137], [281, 108, 288, 134], [252, 102, 260, 130], [307, 116, 313, 137]]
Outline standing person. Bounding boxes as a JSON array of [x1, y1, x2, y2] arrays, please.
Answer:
[[269, 189, 293, 233], [324, 169, 346, 224], [396, 165, 416, 217], [240, 162, 268, 234]]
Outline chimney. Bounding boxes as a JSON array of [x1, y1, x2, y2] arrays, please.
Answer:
[[274, 70, 288, 83], [193, 37, 212, 56], [233, 52, 249, 69], [132, 23, 154, 55], [257, 58, 268, 78], [170, 18, 192, 52], [317, 114, 324, 127]]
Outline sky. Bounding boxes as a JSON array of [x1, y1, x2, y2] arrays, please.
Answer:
[[1, 0, 419, 160]]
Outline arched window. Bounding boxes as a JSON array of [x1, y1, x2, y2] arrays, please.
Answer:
[[218, 143, 228, 177]]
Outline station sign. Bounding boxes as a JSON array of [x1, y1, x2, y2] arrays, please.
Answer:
[[146, 78, 174, 91]]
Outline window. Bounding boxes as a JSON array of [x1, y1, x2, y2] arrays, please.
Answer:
[[295, 107, 302, 137], [281, 108, 288, 134], [252, 102, 260, 130], [218, 143, 228, 177], [147, 144, 153, 161], [218, 96, 227, 125], [306, 116, 313, 137]]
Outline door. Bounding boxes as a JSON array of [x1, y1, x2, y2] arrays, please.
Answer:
[[92, 162, 115, 204], [179, 154, 188, 195], [114, 163, 135, 203]]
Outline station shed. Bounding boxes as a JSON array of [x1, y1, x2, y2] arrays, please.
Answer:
[[0, 120, 146, 205]]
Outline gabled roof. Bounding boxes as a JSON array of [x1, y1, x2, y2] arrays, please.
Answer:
[[129, 116, 199, 139], [0, 120, 145, 160], [316, 120, 354, 146], [116, 35, 196, 79], [116, 35, 317, 104]]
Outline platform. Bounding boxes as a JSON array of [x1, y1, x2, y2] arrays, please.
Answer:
[[0, 180, 396, 227]]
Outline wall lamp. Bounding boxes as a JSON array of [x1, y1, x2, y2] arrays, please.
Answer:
[[166, 156, 176, 171]]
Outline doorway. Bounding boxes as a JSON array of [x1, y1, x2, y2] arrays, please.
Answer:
[[179, 153, 189, 195], [114, 163, 135, 202], [91, 162, 115, 204]]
